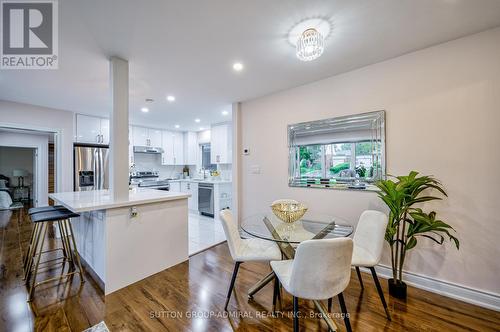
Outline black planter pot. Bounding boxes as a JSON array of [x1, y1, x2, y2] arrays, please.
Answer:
[[388, 278, 407, 299]]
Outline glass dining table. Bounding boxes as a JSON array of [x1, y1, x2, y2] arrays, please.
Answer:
[[241, 212, 353, 299]]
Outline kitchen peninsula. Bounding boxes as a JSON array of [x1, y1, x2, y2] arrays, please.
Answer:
[[49, 188, 190, 294]]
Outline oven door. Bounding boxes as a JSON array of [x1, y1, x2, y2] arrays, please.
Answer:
[[153, 186, 170, 191]]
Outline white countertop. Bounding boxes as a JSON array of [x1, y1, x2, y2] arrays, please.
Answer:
[[169, 178, 232, 184], [49, 188, 190, 212]]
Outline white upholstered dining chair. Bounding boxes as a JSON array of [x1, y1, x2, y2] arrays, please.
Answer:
[[219, 209, 282, 311], [271, 238, 353, 332], [349, 210, 391, 320]]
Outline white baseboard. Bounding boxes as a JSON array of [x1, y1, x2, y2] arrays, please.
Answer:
[[358, 265, 500, 312]]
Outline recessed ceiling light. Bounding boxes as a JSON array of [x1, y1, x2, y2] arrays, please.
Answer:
[[233, 62, 244, 71], [221, 110, 229, 116], [174, 124, 180, 129], [199, 127, 205, 131], [141, 107, 149, 113], [167, 95, 175, 102], [194, 118, 201, 123]]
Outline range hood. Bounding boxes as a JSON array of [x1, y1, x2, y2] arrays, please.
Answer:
[[133, 146, 164, 154]]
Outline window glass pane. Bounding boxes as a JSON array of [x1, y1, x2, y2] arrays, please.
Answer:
[[355, 141, 372, 178], [299, 145, 322, 178], [201, 144, 216, 170], [325, 143, 352, 178]]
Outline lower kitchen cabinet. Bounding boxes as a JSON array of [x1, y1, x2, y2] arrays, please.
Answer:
[[172, 180, 198, 211], [169, 181, 181, 192], [181, 181, 198, 211]]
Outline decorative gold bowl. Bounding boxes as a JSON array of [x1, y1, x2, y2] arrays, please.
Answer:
[[271, 202, 308, 224]]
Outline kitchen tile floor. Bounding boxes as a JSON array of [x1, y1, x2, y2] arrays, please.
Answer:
[[188, 212, 226, 255]]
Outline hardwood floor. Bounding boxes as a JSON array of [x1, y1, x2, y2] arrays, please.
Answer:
[[1, 207, 499, 331]]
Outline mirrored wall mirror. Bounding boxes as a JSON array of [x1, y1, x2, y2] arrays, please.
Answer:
[[288, 110, 386, 191]]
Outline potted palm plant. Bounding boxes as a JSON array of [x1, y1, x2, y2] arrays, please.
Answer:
[[375, 171, 459, 299]]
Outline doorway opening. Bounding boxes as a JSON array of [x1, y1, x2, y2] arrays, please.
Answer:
[[0, 127, 57, 209]]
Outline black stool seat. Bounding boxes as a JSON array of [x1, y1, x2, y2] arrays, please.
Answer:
[[28, 205, 67, 215], [30, 209, 80, 223]]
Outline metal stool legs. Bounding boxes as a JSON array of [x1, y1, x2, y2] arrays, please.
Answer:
[[26, 217, 84, 301]]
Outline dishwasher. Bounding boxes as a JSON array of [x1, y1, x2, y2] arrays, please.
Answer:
[[198, 183, 214, 217]]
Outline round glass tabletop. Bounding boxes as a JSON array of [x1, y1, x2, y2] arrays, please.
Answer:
[[241, 212, 353, 244]]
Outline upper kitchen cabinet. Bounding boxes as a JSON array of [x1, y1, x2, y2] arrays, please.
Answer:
[[184, 132, 198, 165], [173, 132, 184, 165], [131, 126, 162, 147], [210, 123, 232, 164], [75, 114, 110, 144], [161, 131, 174, 165], [161, 131, 184, 165]]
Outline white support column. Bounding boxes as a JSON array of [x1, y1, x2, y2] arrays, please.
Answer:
[[110, 56, 129, 200], [231, 102, 241, 222]]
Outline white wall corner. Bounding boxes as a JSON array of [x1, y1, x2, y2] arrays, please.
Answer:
[[231, 102, 241, 223]]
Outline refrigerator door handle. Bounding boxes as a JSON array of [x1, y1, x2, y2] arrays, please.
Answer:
[[92, 149, 99, 190], [99, 148, 105, 189]]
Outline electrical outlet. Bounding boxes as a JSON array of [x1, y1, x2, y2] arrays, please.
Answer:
[[250, 165, 261, 174], [130, 207, 138, 218]]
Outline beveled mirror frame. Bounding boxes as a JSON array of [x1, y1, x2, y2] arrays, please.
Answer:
[[288, 110, 386, 191]]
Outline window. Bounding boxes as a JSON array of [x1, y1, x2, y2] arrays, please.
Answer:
[[200, 144, 216, 171], [288, 111, 385, 190]]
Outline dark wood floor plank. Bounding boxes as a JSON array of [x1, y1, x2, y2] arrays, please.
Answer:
[[1, 207, 499, 331]]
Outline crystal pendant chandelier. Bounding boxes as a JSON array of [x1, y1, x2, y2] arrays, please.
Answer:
[[296, 28, 325, 62]]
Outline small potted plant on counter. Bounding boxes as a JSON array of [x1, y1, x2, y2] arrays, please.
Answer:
[[375, 171, 459, 299]]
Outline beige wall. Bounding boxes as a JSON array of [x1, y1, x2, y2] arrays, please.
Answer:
[[239, 27, 500, 296]]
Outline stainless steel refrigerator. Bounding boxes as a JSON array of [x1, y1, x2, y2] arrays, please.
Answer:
[[74, 145, 109, 191]]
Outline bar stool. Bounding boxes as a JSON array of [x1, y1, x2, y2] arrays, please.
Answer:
[[25, 208, 85, 301], [23, 205, 67, 278]]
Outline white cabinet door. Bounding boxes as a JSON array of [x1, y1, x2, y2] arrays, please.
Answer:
[[210, 125, 222, 163], [161, 130, 175, 165], [76, 114, 102, 144], [184, 132, 198, 165], [173, 132, 184, 165], [149, 129, 162, 147], [132, 126, 148, 146], [169, 181, 181, 192], [189, 182, 198, 211], [180, 181, 198, 211], [100, 118, 110, 144], [211, 123, 230, 163]]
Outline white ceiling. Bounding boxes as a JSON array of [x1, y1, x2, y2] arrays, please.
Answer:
[[1, 0, 500, 131]]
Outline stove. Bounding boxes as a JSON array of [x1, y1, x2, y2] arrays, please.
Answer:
[[130, 171, 170, 191]]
